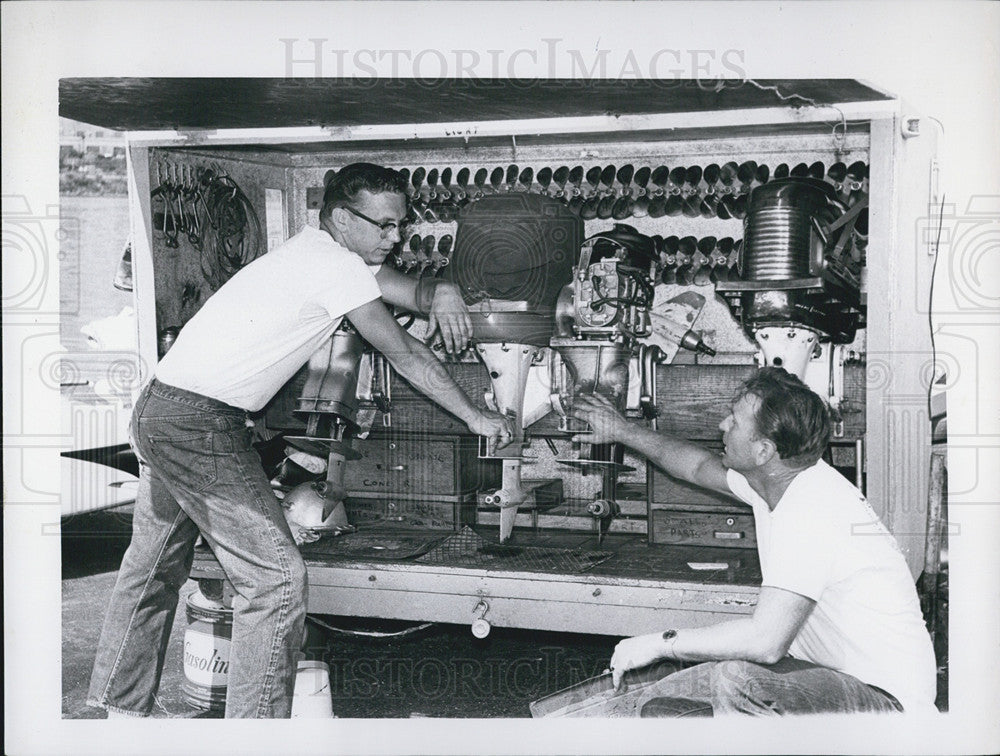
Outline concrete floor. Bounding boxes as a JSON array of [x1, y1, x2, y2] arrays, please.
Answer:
[[62, 508, 214, 719], [61, 507, 616, 719]]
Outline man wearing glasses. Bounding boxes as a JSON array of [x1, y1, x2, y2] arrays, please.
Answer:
[[88, 163, 513, 719]]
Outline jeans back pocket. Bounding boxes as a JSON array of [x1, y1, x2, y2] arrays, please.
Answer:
[[146, 433, 219, 492]]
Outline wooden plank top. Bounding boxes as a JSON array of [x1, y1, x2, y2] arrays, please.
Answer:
[[59, 79, 891, 133]]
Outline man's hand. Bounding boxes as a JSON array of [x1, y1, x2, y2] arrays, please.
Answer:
[[569, 393, 629, 444], [427, 282, 473, 355], [609, 631, 671, 691], [467, 409, 515, 449]]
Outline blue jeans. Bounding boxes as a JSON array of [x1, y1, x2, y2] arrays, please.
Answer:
[[87, 379, 307, 718], [637, 658, 903, 717]]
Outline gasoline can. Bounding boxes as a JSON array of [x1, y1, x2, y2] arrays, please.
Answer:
[[181, 588, 232, 710]]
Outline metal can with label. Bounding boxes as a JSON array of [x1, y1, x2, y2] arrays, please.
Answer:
[[181, 588, 232, 710]]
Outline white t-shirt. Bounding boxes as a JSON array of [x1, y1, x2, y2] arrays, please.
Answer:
[[727, 461, 938, 714], [156, 226, 382, 411]]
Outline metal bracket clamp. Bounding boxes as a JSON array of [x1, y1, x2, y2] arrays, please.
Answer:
[[471, 600, 491, 638]]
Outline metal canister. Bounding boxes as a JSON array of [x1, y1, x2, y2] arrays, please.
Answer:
[[741, 177, 835, 281], [181, 588, 232, 711]]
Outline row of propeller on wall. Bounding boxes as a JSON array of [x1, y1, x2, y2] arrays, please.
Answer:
[[379, 160, 870, 223], [391, 228, 867, 282]]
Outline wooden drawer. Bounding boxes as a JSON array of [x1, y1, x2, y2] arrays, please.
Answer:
[[344, 433, 499, 497], [649, 463, 743, 509], [650, 508, 757, 549], [344, 494, 476, 530]]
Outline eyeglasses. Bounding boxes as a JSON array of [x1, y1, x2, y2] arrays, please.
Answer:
[[341, 205, 408, 238]]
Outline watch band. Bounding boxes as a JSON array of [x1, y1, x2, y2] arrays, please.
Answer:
[[662, 628, 678, 658]]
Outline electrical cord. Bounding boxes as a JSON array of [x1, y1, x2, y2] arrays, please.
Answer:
[[307, 614, 435, 639], [199, 170, 264, 289], [927, 193, 946, 421], [738, 79, 849, 147]]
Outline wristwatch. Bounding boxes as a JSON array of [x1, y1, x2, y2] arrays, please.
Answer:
[[662, 628, 679, 658]]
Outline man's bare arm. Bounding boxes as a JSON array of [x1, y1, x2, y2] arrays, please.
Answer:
[[569, 393, 729, 494], [346, 298, 509, 440], [608, 587, 815, 689], [374, 266, 471, 354]]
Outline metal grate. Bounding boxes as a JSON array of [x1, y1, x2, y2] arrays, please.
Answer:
[[300, 530, 447, 561], [415, 526, 615, 573]]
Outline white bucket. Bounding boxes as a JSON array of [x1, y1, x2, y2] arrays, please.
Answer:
[[291, 659, 334, 718]]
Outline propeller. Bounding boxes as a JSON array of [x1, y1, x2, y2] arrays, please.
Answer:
[[717, 193, 737, 220], [675, 237, 697, 285], [455, 167, 471, 205], [616, 164, 635, 195], [737, 160, 758, 190], [536, 166, 553, 195], [420, 234, 436, 268], [667, 166, 686, 195], [733, 193, 749, 219], [630, 166, 652, 217], [489, 166, 505, 194], [694, 235, 717, 284], [411, 166, 426, 200], [439, 167, 453, 201], [438, 234, 454, 259], [473, 167, 489, 199], [685, 165, 703, 193], [426, 168, 439, 200], [567, 166, 585, 213], [703, 163, 721, 194], [505, 164, 519, 192], [518, 166, 534, 192], [598, 194, 617, 219], [600, 164, 617, 194], [711, 237, 735, 283], [845, 161, 868, 205], [552, 166, 570, 198], [661, 236, 680, 284], [665, 193, 684, 217], [827, 161, 848, 191], [719, 161, 739, 193]]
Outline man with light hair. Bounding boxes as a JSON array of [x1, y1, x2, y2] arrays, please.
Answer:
[[565, 366, 937, 716]]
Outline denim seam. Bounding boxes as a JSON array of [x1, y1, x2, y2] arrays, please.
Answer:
[[235, 446, 295, 718], [149, 384, 244, 415], [95, 504, 190, 711], [86, 699, 150, 718]]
